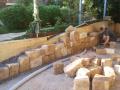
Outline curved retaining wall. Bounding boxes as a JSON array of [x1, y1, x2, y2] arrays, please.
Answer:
[[0, 25, 98, 82]]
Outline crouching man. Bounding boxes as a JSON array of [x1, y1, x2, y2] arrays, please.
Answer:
[[99, 26, 117, 47]]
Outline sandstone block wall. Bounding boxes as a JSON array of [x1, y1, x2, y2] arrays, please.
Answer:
[[0, 24, 99, 81]]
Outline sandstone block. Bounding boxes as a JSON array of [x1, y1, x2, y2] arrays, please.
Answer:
[[96, 48, 106, 55], [18, 55, 30, 73], [42, 55, 50, 65], [79, 32, 88, 39], [70, 31, 80, 43], [105, 48, 115, 54], [49, 54, 56, 61], [103, 66, 116, 86], [92, 58, 101, 66], [90, 37, 98, 46], [76, 68, 90, 77], [82, 58, 91, 67], [114, 65, 120, 75], [101, 58, 112, 67], [89, 66, 102, 79], [53, 61, 64, 75], [30, 56, 42, 69], [73, 75, 89, 90], [70, 56, 80, 63], [64, 58, 83, 77], [92, 75, 110, 90], [6, 63, 19, 77], [112, 54, 120, 65], [25, 50, 40, 60], [88, 32, 98, 37], [65, 25, 75, 34], [41, 44, 55, 55], [96, 48, 115, 55], [110, 42, 117, 48], [55, 44, 63, 59], [0, 66, 9, 81]]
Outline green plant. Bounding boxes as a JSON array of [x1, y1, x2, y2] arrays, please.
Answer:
[[16, 0, 32, 6], [60, 7, 71, 23], [0, 5, 33, 31], [39, 5, 61, 27], [54, 17, 68, 32]]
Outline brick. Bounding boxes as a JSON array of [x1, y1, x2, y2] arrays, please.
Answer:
[[73, 75, 89, 90], [18, 55, 30, 73], [88, 66, 102, 79], [76, 68, 90, 77], [53, 61, 64, 75], [103, 66, 116, 86], [64, 58, 83, 77], [92, 75, 110, 90], [6, 63, 19, 77], [91, 58, 101, 66], [101, 58, 112, 67], [114, 65, 120, 75], [30, 56, 42, 69], [110, 41, 117, 48], [0, 66, 9, 81]]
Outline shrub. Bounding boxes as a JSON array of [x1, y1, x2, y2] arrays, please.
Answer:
[[0, 5, 33, 30], [60, 7, 70, 23], [39, 5, 61, 27]]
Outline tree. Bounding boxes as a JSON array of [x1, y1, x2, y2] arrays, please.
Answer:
[[108, 0, 120, 23]]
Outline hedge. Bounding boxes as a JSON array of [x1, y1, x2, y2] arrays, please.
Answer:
[[0, 5, 33, 30], [0, 5, 70, 32]]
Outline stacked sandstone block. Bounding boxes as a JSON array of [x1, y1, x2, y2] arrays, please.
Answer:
[[64, 56, 118, 90], [0, 25, 99, 82], [64, 26, 98, 55]]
